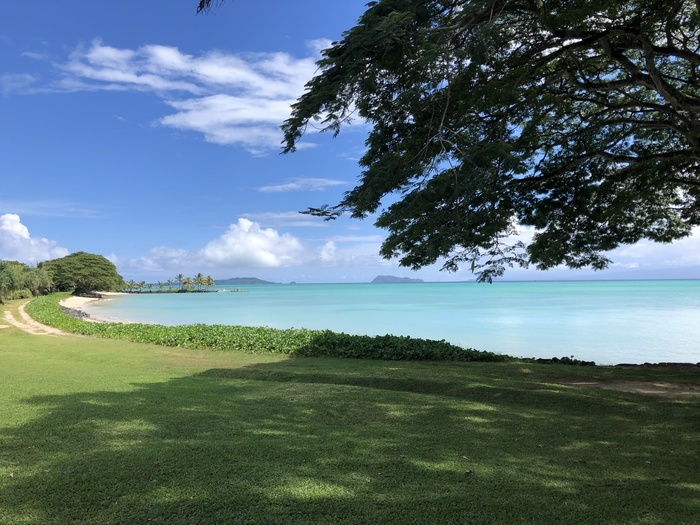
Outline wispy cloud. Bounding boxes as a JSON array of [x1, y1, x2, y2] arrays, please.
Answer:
[[258, 177, 346, 192], [0, 73, 37, 96], [0, 200, 100, 218], [21, 51, 49, 61], [38, 39, 330, 154], [318, 240, 390, 267], [327, 234, 385, 243], [241, 211, 327, 228]]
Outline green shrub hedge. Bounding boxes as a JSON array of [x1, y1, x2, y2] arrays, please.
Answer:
[[25, 294, 509, 362]]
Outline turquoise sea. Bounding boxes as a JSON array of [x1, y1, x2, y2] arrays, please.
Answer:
[[83, 280, 700, 365]]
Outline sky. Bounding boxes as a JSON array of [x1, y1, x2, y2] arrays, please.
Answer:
[[1, 1, 699, 284]]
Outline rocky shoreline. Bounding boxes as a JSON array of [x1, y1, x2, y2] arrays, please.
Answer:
[[59, 305, 92, 320]]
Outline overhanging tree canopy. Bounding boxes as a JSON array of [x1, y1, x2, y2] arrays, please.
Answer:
[[281, 0, 700, 281]]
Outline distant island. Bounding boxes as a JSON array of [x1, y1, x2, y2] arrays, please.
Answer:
[[214, 277, 277, 285], [371, 275, 424, 284]]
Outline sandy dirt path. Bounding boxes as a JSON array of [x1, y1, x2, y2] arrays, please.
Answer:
[[2, 300, 69, 336]]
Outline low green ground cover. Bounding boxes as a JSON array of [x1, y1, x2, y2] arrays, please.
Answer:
[[1, 299, 699, 524], [25, 294, 507, 362]]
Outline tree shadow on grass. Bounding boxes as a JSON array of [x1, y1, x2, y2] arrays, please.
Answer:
[[1, 359, 698, 524]]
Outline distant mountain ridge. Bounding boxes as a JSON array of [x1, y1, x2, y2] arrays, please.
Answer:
[[214, 277, 277, 285], [371, 275, 424, 284]]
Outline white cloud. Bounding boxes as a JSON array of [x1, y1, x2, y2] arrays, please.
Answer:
[[611, 226, 700, 269], [259, 177, 346, 192], [50, 39, 324, 154], [201, 218, 304, 267], [508, 224, 700, 277], [316, 239, 390, 267], [120, 217, 396, 276], [124, 218, 305, 272], [319, 241, 338, 264], [0, 213, 69, 263]]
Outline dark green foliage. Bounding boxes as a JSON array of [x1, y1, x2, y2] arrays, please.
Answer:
[[0, 260, 51, 303], [39, 252, 124, 294], [283, 0, 700, 281], [26, 294, 508, 362]]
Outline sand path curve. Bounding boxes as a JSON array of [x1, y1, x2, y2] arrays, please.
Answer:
[[2, 300, 70, 336]]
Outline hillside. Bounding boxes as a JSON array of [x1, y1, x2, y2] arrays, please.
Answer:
[[214, 277, 277, 285], [371, 275, 424, 284]]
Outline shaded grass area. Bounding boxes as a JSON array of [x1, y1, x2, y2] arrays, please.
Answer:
[[1, 315, 699, 524]]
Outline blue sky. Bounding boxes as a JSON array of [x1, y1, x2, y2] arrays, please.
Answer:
[[1, 1, 699, 283]]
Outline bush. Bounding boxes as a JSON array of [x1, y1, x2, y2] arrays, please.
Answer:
[[8, 288, 34, 300], [25, 294, 509, 362]]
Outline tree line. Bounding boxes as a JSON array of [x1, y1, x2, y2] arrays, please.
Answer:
[[0, 260, 52, 303], [0, 252, 123, 303], [122, 273, 216, 293], [0, 251, 218, 303]]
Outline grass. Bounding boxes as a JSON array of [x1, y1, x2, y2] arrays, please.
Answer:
[[1, 301, 699, 524]]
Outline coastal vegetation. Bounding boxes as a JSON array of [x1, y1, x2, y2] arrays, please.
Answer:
[[1, 252, 220, 300], [123, 273, 216, 294], [38, 252, 124, 294], [0, 260, 52, 303], [1, 299, 698, 524], [26, 293, 506, 362]]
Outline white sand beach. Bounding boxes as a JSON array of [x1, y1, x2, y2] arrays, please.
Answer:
[[59, 292, 126, 322]]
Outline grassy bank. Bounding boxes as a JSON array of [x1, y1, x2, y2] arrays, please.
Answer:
[[25, 293, 507, 362], [1, 301, 699, 524]]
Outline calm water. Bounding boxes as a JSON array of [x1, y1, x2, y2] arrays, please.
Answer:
[[84, 280, 700, 365]]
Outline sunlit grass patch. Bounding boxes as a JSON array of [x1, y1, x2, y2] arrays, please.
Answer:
[[1, 304, 698, 524]]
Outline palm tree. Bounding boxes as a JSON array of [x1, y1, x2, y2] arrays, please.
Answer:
[[157, 281, 165, 292], [194, 272, 205, 292], [146, 283, 154, 293], [204, 275, 215, 292], [182, 277, 193, 292], [166, 279, 174, 291], [125, 279, 136, 293], [175, 273, 185, 289], [137, 281, 146, 293]]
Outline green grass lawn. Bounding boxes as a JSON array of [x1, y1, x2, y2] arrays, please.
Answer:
[[1, 305, 698, 524]]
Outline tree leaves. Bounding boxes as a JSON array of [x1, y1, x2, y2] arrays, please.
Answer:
[[283, 0, 700, 280]]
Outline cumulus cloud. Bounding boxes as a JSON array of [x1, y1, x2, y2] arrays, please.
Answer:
[[48, 39, 325, 154], [201, 218, 304, 267], [120, 216, 396, 276], [124, 218, 305, 272], [259, 177, 346, 192], [0, 213, 69, 263]]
